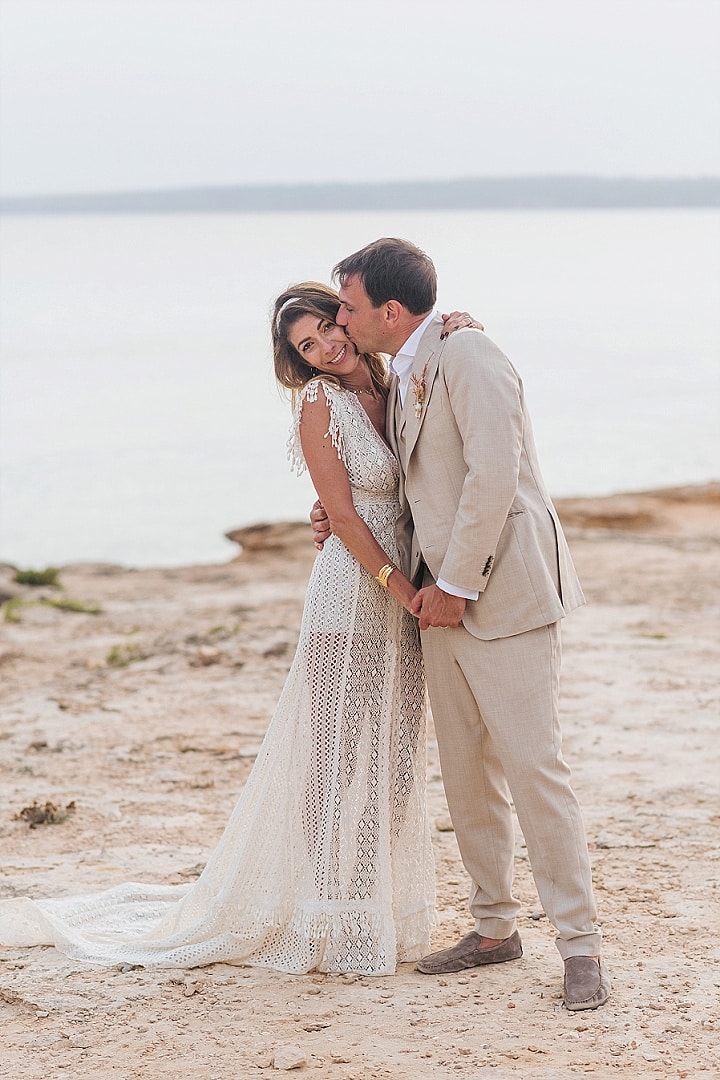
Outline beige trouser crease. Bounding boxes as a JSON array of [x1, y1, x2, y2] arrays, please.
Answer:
[[421, 619, 601, 958]]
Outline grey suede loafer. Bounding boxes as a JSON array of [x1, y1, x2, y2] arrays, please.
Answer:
[[416, 930, 523, 974], [563, 956, 611, 1010]]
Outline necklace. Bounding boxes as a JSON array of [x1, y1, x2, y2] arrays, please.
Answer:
[[345, 385, 376, 399]]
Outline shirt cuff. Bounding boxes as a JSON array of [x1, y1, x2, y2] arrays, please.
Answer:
[[436, 578, 479, 601]]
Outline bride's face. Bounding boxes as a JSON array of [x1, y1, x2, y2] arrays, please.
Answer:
[[288, 314, 360, 378]]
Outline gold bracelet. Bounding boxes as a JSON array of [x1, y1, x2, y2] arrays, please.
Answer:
[[375, 563, 396, 588]]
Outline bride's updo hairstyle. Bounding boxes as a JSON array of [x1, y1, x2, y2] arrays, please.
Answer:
[[272, 281, 388, 402]]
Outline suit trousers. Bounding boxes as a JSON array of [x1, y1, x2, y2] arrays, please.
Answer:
[[421, 618, 601, 958]]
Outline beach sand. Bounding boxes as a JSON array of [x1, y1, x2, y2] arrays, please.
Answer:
[[1, 484, 718, 1078]]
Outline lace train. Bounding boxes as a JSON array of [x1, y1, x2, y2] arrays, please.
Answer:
[[0, 380, 435, 974]]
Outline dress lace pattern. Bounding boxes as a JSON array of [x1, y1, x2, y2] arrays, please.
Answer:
[[0, 379, 435, 974]]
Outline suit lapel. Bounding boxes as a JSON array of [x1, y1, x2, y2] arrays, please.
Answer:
[[402, 320, 446, 461], [386, 373, 402, 458]]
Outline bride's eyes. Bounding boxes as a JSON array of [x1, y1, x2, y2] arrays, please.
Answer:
[[297, 321, 334, 354]]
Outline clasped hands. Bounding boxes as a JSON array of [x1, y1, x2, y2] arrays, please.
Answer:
[[309, 502, 466, 631], [410, 584, 466, 631]]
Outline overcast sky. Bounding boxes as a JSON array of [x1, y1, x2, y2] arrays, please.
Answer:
[[1, 0, 718, 197]]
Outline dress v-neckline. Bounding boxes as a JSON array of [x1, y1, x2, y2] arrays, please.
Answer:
[[343, 388, 394, 458]]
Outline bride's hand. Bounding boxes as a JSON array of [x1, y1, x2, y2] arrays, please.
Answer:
[[310, 499, 331, 551], [440, 311, 484, 339]]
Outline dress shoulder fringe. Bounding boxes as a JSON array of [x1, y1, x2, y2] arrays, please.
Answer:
[[288, 378, 347, 476]]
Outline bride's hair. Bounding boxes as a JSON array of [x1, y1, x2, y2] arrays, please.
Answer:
[[271, 281, 388, 402]]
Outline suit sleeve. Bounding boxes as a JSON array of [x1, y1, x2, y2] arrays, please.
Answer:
[[437, 333, 523, 593]]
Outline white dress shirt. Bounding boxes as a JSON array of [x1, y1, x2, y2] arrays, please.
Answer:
[[391, 314, 479, 602], [391, 311, 436, 405]]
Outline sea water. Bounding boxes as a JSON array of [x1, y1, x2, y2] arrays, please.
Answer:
[[0, 209, 718, 567]]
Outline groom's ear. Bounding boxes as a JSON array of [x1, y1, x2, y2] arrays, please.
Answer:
[[384, 300, 403, 327]]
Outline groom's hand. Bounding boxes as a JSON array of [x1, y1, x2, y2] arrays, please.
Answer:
[[310, 499, 332, 551], [410, 585, 466, 631]]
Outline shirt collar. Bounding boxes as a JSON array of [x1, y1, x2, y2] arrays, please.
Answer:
[[391, 310, 437, 372]]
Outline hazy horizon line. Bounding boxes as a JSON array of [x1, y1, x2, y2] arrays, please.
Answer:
[[1, 175, 718, 214]]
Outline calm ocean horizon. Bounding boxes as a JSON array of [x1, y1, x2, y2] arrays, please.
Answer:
[[1, 208, 718, 568]]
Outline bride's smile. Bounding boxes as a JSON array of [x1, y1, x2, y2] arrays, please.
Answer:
[[289, 315, 360, 377]]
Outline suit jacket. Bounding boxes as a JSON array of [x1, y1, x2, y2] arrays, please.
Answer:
[[386, 316, 585, 640]]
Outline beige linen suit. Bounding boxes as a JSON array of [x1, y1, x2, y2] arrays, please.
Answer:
[[388, 316, 600, 957]]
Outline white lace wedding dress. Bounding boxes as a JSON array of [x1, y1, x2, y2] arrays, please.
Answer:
[[0, 379, 435, 975]]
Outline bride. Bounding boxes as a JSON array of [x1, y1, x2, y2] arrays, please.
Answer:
[[0, 283, 475, 975]]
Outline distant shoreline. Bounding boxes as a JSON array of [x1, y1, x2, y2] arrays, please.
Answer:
[[2, 483, 717, 574], [1, 176, 718, 214]]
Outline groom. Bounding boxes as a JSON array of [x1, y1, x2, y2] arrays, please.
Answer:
[[313, 237, 610, 1011]]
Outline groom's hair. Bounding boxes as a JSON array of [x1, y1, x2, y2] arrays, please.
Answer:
[[333, 238, 437, 315]]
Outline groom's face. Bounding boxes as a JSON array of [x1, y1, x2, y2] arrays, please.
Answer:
[[336, 276, 388, 355]]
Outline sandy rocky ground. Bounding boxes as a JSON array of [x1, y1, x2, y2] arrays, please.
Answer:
[[0, 484, 718, 1080]]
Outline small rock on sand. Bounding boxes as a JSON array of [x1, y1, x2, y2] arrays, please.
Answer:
[[273, 1044, 307, 1070]]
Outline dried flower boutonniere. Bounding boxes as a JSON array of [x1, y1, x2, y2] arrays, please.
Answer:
[[410, 362, 429, 420]]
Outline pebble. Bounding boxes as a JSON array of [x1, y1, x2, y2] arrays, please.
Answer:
[[195, 646, 221, 666], [68, 1034, 93, 1049], [273, 1044, 307, 1070]]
